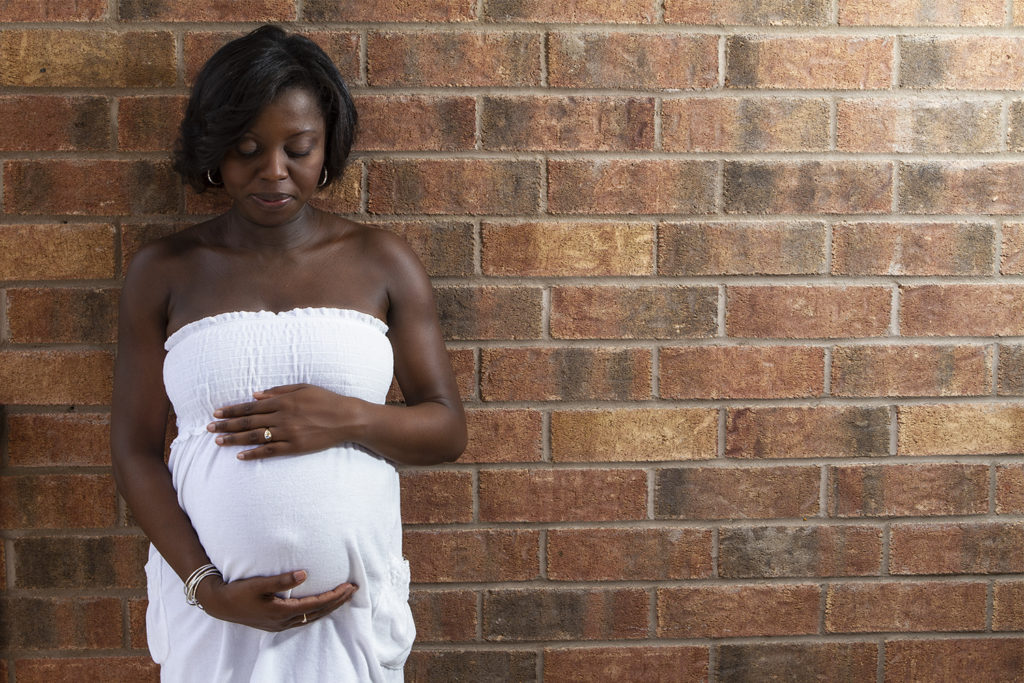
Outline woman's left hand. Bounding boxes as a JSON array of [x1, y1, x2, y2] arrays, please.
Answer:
[[208, 384, 366, 459]]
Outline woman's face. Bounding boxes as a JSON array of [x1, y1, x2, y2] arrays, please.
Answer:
[[219, 87, 327, 227]]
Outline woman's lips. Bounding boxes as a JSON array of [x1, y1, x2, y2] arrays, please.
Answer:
[[251, 193, 293, 208]]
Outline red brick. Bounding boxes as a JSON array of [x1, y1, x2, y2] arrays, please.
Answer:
[[899, 404, 1024, 456], [0, 96, 109, 151], [8, 413, 111, 467], [658, 584, 820, 638], [409, 590, 476, 642], [481, 347, 651, 401], [368, 31, 541, 87], [667, 0, 828, 24], [548, 32, 717, 89], [129, 598, 148, 649], [662, 346, 824, 399], [462, 410, 542, 463], [901, 162, 1024, 214], [663, 97, 829, 152], [119, 0, 295, 20], [435, 286, 543, 341], [0, 30, 175, 87], [727, 36, 893, 89], [724, 161, 894, 214], [551, 408, 717, 462], [902, 285, 1024, 336], [838, 99, 1001, 153], [717, 642, 878, 681], [994, 582, 1024, 632], [891, 523, 1024, 575], [307, 0, 476, 21], [0, 597, 122, 649], [833, 344, 991, 397], [719, 525, 882, 578], [659, 221, 826, 276], [118, 95, 186, 152], [829, 464, 989, 518], [727, 406, 890, 459], [369, 159, 541, 216], [483, 588, 648, 641], [13, 658, 159, 683], [552, 285, 717, 340], [354, 95, 475, 152], [902, 37, 1024, 89], [548, 159, 716, 215], [479, 469, 647, 522], [545, 646, 709, 682], [121, 222, 188, 273], [307, 161, 361, 215], [449, 348, 476, 401], [405, 530, 539, 583], [0, 224, 115, 280], [826, 582, 986, 633], [998, 465, 1024, 514], [842, 0, 1004, 25], [0, 475, 117, 529], [373, 221, 474, 277], [483, 221, 654, 276], [400, 470, 473, 524], [406, 651, 538, 682], [834, 221, 995, 276], [4, 160, 178, 216], [0, 0, 105, 21], [14, 535, 147, 589], [547, 528, 712, 581], [482, 95, 654, 151], [0, 350, 113, 405], [485, 0, 656, 23], [727, 286, 891, 338], [655, 466, 820, 520], [7, 288, 118, 344], [885, 638, 1024, 682]]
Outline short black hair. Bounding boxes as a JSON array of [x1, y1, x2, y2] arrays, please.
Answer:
[[173, 25, 357, 193]]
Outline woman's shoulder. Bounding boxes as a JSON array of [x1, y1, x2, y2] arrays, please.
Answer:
[[325, 216, 422, 268]]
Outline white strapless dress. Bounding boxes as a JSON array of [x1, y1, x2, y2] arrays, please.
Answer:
[[146, 308, 413, 682]]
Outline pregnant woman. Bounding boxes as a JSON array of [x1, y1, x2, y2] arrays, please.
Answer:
[[111, 26, 466, 682]]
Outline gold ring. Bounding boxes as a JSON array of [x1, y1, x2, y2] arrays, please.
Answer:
[[301, 613, 307, 624], [263, 428, 272, 442]]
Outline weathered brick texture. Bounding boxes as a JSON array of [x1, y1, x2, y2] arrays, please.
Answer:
[[4, 3, 1024, 680]]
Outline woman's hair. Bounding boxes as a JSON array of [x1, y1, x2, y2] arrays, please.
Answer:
[[173, 25, 357, 192]]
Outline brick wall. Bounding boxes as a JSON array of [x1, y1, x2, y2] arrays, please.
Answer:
[[2, 1, 1024, 681]]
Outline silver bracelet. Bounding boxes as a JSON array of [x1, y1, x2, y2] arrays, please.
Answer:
[[183, 563, 222, 609]]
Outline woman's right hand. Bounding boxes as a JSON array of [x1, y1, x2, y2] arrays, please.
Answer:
[[194, 570, 357, 631]]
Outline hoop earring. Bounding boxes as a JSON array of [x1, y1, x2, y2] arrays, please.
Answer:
[[318, 166, 328, 188], [205, 169, 222, 187]]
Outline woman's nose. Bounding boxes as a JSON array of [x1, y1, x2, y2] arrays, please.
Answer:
[[261, 149, 288, 180]]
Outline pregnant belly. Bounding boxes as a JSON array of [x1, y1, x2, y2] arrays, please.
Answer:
[[170, 437, 401, 597]]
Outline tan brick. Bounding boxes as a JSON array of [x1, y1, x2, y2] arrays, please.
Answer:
[[0, 0, 105, 21], [718, 643, 878, 681], [0, 96, 109, 151], [839, 99, 1001, 153], [891, 523, 1024, 575], [826, 582, 986, 633], [997, 465, 1024, 514], [14, 535, 147, 589], [829, 464, 989, 517], [483, 588, 648, 641], [479, 469, 647, 522], [727, 286, 891, 339], [901, 162, 1024, 214], [400, 470, 473, 524], [462, 410, 543, 463], [409, 590, 477, 642], [549, 160, 716, 215], [404, 530, 540, 582], [0, 224, 115, 280], [1008, 102, 1024, 151], [7, 413, 110, 467], [724, 161, 894, 214], [484, 0, 656, 22], [481, 347, 651, 401], [406, 651, 537, 682], [548, 528, 712, 581], [354, 95, 475, 151], [667, 0, 828, 24], [1001, 223, 1024, 274], [899, 404, 1024, 456], [902, 284, 1024, 336], [545, 646, 709, 682], [0, 475, 116, 529], [727, 36, 893, 89], [306, 0, 476, 21], [663, 97, 829, 152], [483, 221, 653, 276], [659, 584, 820, 638], [11, 658, 158, 683], [119, 0, 295, 20], [7, 288, 118, 344], [727, 406, 890, 459], [833, 222, 995, 276], [117, 95, 186, 152], [482, 95, 654, 151], [841, 0, 1004, 25], [885, 638, 1024, 682], [994, 582, 1024, 631], [719, 525, 881, 578], [4, 160, 178, 216], [655, 466, 820, 520], [369, 159, 541, 215], [0, 351, 113, 405], [551, 285, 717, 339], [901, 37, 1024, 89], [833, 344, 991, 397], [373, 221, 474, 277], [662, 346, 824, 399], [659, 221, 826, 276], [551, 408, 717, 462], [435, 286, 543, 340], [0, 30, 175, 87], [368, 31, 541, 87]]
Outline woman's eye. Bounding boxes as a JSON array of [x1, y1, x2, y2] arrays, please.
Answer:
[[236, 145, 259, 157], [287, 149, 312, 158]]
